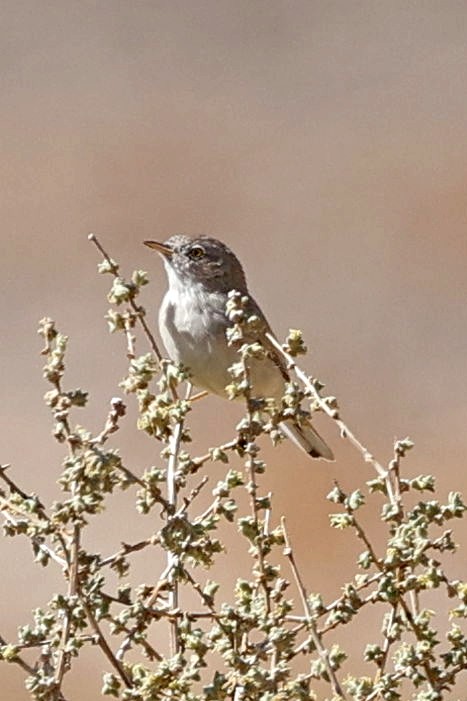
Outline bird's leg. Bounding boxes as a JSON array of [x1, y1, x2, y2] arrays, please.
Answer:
[[184, 382, 208, 402], [189, 390, 209, 402]]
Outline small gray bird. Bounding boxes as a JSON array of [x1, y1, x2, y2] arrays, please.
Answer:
[[144, 235, 334, 461]]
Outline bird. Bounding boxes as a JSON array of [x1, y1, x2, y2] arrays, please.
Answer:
[[144, 235, 334, 461]]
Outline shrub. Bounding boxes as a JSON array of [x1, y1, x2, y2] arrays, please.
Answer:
[[1, 235, 465, 701]]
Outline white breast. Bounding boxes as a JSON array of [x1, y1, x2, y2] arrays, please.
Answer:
[[158, 265, 284, 400], [159, 278, 236, 394]]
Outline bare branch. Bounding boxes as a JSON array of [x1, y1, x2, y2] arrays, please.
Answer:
[[281, 517, 347, 699]]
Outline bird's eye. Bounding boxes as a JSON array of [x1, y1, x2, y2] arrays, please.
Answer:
[[188, 245, 205, 260]]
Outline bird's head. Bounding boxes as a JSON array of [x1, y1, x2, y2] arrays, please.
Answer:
[[144, 235, 248, 293]]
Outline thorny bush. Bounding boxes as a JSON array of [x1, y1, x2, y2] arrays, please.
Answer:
[[0, 235, 466, 701]]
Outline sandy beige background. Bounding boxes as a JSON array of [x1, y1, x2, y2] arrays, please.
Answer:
[[2, 1, 467, 698]]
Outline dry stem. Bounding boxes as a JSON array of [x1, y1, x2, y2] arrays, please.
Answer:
[[281, 517, 347, 699]]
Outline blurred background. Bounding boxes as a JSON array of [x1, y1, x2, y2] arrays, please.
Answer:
[[1, 1, 467, 697]]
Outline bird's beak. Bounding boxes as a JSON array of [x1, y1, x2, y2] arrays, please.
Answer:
[[143, 240, 173, 257]]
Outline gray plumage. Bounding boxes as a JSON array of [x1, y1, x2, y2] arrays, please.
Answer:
[[144, 234, 334, 461]]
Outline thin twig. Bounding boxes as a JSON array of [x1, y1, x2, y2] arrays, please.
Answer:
[[88, 233, 163, 362], [388, 442, 420, 617], [123, 315, 136, 359], [190, 439, 239, 474], [166, 410, 185, 654], [281, 517, 347, 699], [81, 597, 132, 688], [89, 234, 187, 657], [111, 621, 163, 662], [247, 455, 271, 614], [99, 537, 159, 568], [0, 634, 99, 652], [350, 512, 382, 569], [53, 524, 80, 696], [179, 475, 210, 515], [397, 596, 439, 691], [114, 469, 212, 660], [90, 398, 127, 446], [52, 371, 82, 698], [0, 464, 69, 562], [265, 333, 394, 497], [0, 633, 36, 675], [0, 464, 42, 504], [376, 604, 398, 680], [241, 355, 271, 614], [321, 572, 383, 618], [182, 568, 234, 644], [0, 509, 67, 568], [263, 491, 272, 537], [117, 563, 172, 660]]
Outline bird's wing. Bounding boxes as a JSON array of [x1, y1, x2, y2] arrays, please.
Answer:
[[244, 295, 290, 383]]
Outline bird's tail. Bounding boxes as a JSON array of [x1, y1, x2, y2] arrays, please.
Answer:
[[280, 419, 334, 461]]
